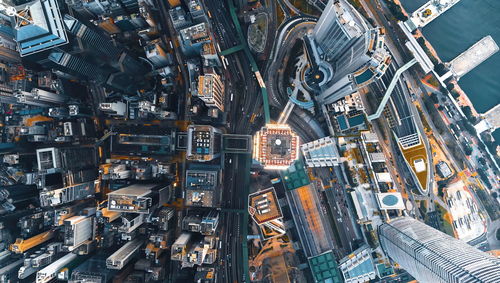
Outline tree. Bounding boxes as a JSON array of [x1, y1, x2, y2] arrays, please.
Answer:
[[451, 89, 460, 99], [430, 92, 439, 103], [446, 83, 455, 91], [435, 63, 447, 76], [437, 105, 444, 111], [462, 106, 475, 122], [384, 0, 408, 21], [417, 37, 426, 50], [463, 145, 473, 156], [438, 186, 444, 198]]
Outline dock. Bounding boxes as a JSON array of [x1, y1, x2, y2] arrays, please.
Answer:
[[475, 104, 500, 134], [404, 0, 461, 31], [442, 36, 499, 80]]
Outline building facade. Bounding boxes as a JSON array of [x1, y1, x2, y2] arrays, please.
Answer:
[[378, 217, 499, 283]]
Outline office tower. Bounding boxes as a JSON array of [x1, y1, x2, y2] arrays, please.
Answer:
[[65, 0, 139, 18], [378, 217, 499, 283], [309, 0, 390, 104], [14, 0, 148, 93], [169, 6, 192, 31], [301, 136, 340, 167], [185, 168, 222, 208], [145, 40, 171, 68], [0, 23, 20, 63], [188, 0, 206, 24], [313, 0, 369, 62], [0, 86, 68, 107], [179, 23, 211, 57], [197, 72, 224, 111], [201, 42, 221, 67], [186, 125, 222, 162]]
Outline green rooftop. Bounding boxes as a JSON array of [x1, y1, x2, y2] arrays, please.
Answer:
[[281, 159, 310, 190], [308, 251, 343, 283]]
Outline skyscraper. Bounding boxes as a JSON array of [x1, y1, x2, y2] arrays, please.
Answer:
[[14, 0, 148, 93], [313, 0, 369, 63], [378, 217, 499, 283], [308, 0, 390, 104]]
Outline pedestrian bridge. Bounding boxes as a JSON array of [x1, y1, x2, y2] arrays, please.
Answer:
[[367, 58, 418, 122]]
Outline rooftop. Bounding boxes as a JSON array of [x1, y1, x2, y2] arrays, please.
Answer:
[[248, 187, 283, 225], [308, 251, 343, 283], [252, 124, 300, 170]]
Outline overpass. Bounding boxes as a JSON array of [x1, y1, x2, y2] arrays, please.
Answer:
[[367, 58, 418, 121], [220, 44, 244, 56]]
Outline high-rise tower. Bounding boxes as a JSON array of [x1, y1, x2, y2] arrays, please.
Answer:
[[378, 217, 499, 283], [308, 0, 390, 104], [13, 0, 148, 93]]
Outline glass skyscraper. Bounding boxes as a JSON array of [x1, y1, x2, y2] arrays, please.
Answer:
[[379, 217, 499, 283]]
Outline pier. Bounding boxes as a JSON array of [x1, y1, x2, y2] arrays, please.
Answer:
[[441, 36, 499, 80], [404, 0, 461, 31], [475, 104, 500, 134]]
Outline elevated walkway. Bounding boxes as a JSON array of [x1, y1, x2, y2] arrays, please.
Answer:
[[222, 134, 252, 154], [398, 21, 434, 74], [220, 44, 244, 56], [367, 58, 418, 121]]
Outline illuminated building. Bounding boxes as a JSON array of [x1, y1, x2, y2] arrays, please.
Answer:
[[186, 125, 222, 162], [252, 124, 300, 170]]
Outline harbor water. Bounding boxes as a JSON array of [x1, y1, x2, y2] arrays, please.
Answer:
[[399, 0, 500, 144]]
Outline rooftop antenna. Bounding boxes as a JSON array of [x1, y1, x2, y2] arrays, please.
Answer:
[[0, 0, 33, 28]]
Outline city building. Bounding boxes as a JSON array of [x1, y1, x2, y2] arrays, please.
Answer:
[[188, 0, 206, 23], [169, 6, 192, 31], [185, 167, 222, 208], [248, 187, 285, 239], [179, 23, 211, 57], [0, 23, 20, 63], [301, 136, 340, 167], [14, 0, 148, 93], [171, 232, 192, 262], [306, 0, 390, 104], [36, 146, 97, 172], [339, 245, 377, 283], [436, 161, 453, 178], [308, 251, 344, 283], [182, 236, 217, 268], [252, 124, 300, 170], [378, 217, 499, 283], [186, 125, 222, 162], [375, 192, 405, 210], [182, 210, 219, 235], [196, 71, 224, 111], [201, 42, 221, 67], [144, 40, 171, 68], [108, 184, 171, 214]]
